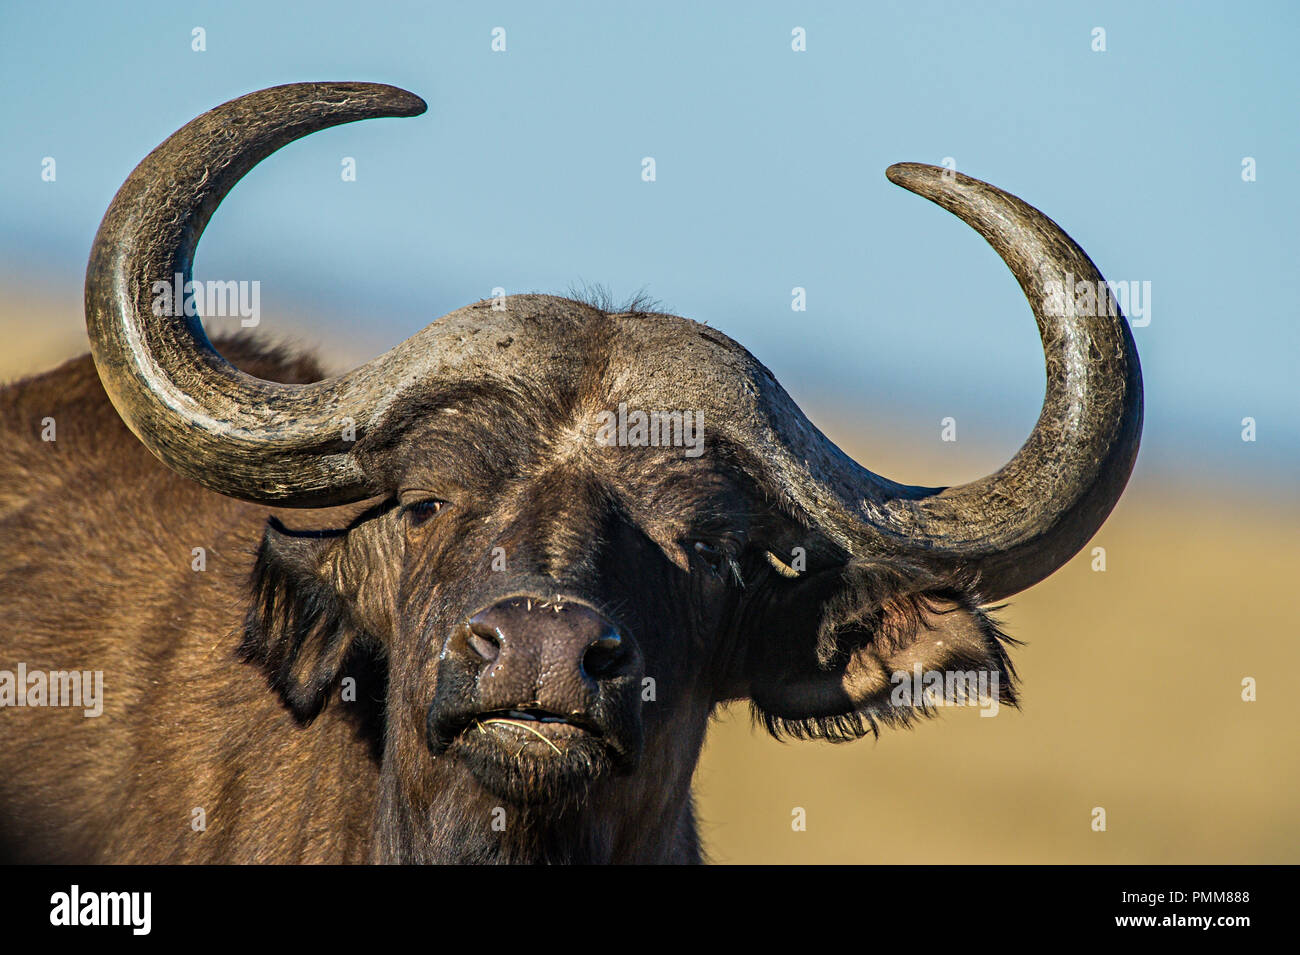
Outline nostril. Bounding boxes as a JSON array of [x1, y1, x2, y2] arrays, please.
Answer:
[[581, 632, 625, 680], [466, 622, 502, 663]]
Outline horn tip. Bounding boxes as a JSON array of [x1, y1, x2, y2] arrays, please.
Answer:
[[356, 82, 427, 118], [387, 88, 429, 118], [292, 81, 427, 118], [885, 162, 943, 190]]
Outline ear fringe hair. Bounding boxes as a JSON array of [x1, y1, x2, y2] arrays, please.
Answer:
[[753, 702, 931, 744], [755, 562, 1022, 744]]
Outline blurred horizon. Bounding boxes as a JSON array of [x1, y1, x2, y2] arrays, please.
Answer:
[[2, 271, 1291, 496]]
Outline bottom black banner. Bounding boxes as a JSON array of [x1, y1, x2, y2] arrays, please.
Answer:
[[0, 864, 1287, 941]]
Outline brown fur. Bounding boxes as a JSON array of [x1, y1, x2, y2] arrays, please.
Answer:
[[0, 333, 1015, 863], [0, 342, 378, 862]]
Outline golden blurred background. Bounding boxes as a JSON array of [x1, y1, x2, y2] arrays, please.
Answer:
[[4, 288, 1296, 864], [698, 478, 1299, 863]]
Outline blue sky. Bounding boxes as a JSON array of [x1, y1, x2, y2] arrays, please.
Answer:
[[1, 1, 1295, 480]]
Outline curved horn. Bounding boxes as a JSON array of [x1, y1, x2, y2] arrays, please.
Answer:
[[85, 82, 427, 506], [833, 164, 1143, 600]]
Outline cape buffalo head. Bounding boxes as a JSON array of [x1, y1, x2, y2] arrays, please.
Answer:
[[84, 83, 1142, 862]]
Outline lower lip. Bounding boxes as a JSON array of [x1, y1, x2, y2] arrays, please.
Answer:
[[471, 718, 593, 741]]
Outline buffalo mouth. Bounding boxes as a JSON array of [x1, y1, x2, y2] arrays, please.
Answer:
[[464, 708, 604, 748], [429, 702, 636, 802], [429, 703, 614, 758]]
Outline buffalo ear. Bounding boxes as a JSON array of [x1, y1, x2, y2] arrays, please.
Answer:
[[240, 515, 390, 722], [744, 564, 1018, 741]]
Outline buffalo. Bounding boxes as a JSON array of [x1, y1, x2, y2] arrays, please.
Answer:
[[0, 82, 1142, 863]]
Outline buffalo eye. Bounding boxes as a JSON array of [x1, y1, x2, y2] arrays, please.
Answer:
[[404, 499, 448, 527], [692, 540, 726, 575]]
